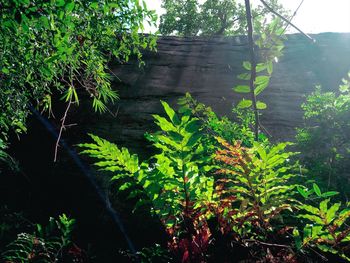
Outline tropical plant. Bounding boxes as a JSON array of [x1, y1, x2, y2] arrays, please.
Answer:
[[213, 138, 299, 241], [0, 0, 157, 150], [296, 72, 350, 197], [79, 100, 214, 262], [294, 197, 350, 261]]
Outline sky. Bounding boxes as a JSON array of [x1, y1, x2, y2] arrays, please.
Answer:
[[143, 0, 350, 34]]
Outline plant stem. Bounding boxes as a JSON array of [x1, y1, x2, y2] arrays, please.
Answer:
[[244, 0, 260, 141]]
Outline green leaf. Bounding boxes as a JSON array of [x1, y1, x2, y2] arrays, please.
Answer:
[[293, 229, 302, 250], [256, 63, 267, 73], [65, 2, 75, 12], [326, 203, 341, 224], [186, 132, 201, 147], [1, 68, 9, 74], [303, 224, 312, 239], [319, 199, 329, 214], [256, 101, 267, 110], [267, 61, 273, 75], [242, 61, 251, 70], [237, 73, 250, 80], [160, 100, 180, 125], [313, 183, 322, 197], [237, 99, 252, 109], [233, 85, 250, 93], [255, 75, 270, 85], [89, 2, 99, 9], [56, 0, 65, 7], [321, 191, 339, 198], [184, 119, 201, 133], [297, 186, 308, 198]]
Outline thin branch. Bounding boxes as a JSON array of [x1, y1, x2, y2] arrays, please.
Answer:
[[281, 0, 305, 34], [259, 0, 315, 42], [244, 0, 260, 141], [54, 98, 72, 162], [243, 239, 291, 249]]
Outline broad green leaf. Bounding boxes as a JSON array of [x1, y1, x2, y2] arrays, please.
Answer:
[[65, 2, 75, 12], [326, 203, 341, 224], [184, 119, 201, 133], [233, 85, 250, 93], [56, 0, 65, 7], [243, 61, 251, 70], [319, 199, 329, 214], [256, 101, 267, 110], [321, 191, 339, 198], [297, 186, 308, 198], [160, 100, 180, 125], [186, 132, 201, 147], [255, 75, 270, 85], [313, 183, 322, 197], [237, 99, 252, 109], [256, 63, 267, 73], [237, 73, 250, 80], [1, 68, 9, 74]]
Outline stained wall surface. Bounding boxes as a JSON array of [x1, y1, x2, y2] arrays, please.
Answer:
[[79, 33, 350, 155]]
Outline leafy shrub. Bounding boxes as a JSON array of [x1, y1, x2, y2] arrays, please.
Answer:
[[296, 72, 350, 197], [177, 92, 256, 146], [80, 96, 350, 262], [1, 214, 85, 263], [294, 196, 350, 261], [213, 138, 299, 238], [79, 100, 214, 262]]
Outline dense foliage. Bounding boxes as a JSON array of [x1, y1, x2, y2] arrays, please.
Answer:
[[0, 0, 157, 146], [159, 0, 286, 36], [1, 214, 84, 262], [296, 73, 350, 198], [80, 97, 350, 262]]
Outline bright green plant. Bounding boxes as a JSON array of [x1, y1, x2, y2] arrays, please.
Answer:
[[296, 72, 350, 196], [294, 197, 350, 261], [79, 100, 214, 262], [0, 0, 157, 146], [177, 92, 256, 147]]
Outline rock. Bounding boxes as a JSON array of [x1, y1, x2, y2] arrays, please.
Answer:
[[73, 33, 350, 156]]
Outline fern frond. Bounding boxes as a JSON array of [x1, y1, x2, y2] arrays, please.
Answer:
[[79, 134, 140, 175]]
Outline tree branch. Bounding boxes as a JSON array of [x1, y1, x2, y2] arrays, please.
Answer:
[[259, 0, 315, 42], [54, 98, 72, 162], [244, 0, 260, 141]]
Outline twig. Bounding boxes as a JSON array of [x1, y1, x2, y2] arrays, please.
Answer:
[[54, 98, 72, 162], [281, 0, 305, 35], [243, 239, 291, 249], [259, 0, 315, 42]]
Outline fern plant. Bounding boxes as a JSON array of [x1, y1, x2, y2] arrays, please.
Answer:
[[1, 214, 82, 263], [79, 100, 215, 262], [213, 137, 299, 241], [293, 197, 350, 261]]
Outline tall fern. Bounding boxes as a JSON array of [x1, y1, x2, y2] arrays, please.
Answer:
[[79, 100, 214, 262], [214, 138, 299, 240]]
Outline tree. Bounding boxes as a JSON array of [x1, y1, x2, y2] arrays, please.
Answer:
[[0, 0, 157, 152], [159, 0, 286, 36], [159, 0, 200, 36]]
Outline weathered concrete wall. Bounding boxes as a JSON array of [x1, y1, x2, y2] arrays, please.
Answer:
[[73, 33, 350, 156]]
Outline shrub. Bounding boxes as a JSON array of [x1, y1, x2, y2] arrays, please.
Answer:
[[296, 72, 350, 197]]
